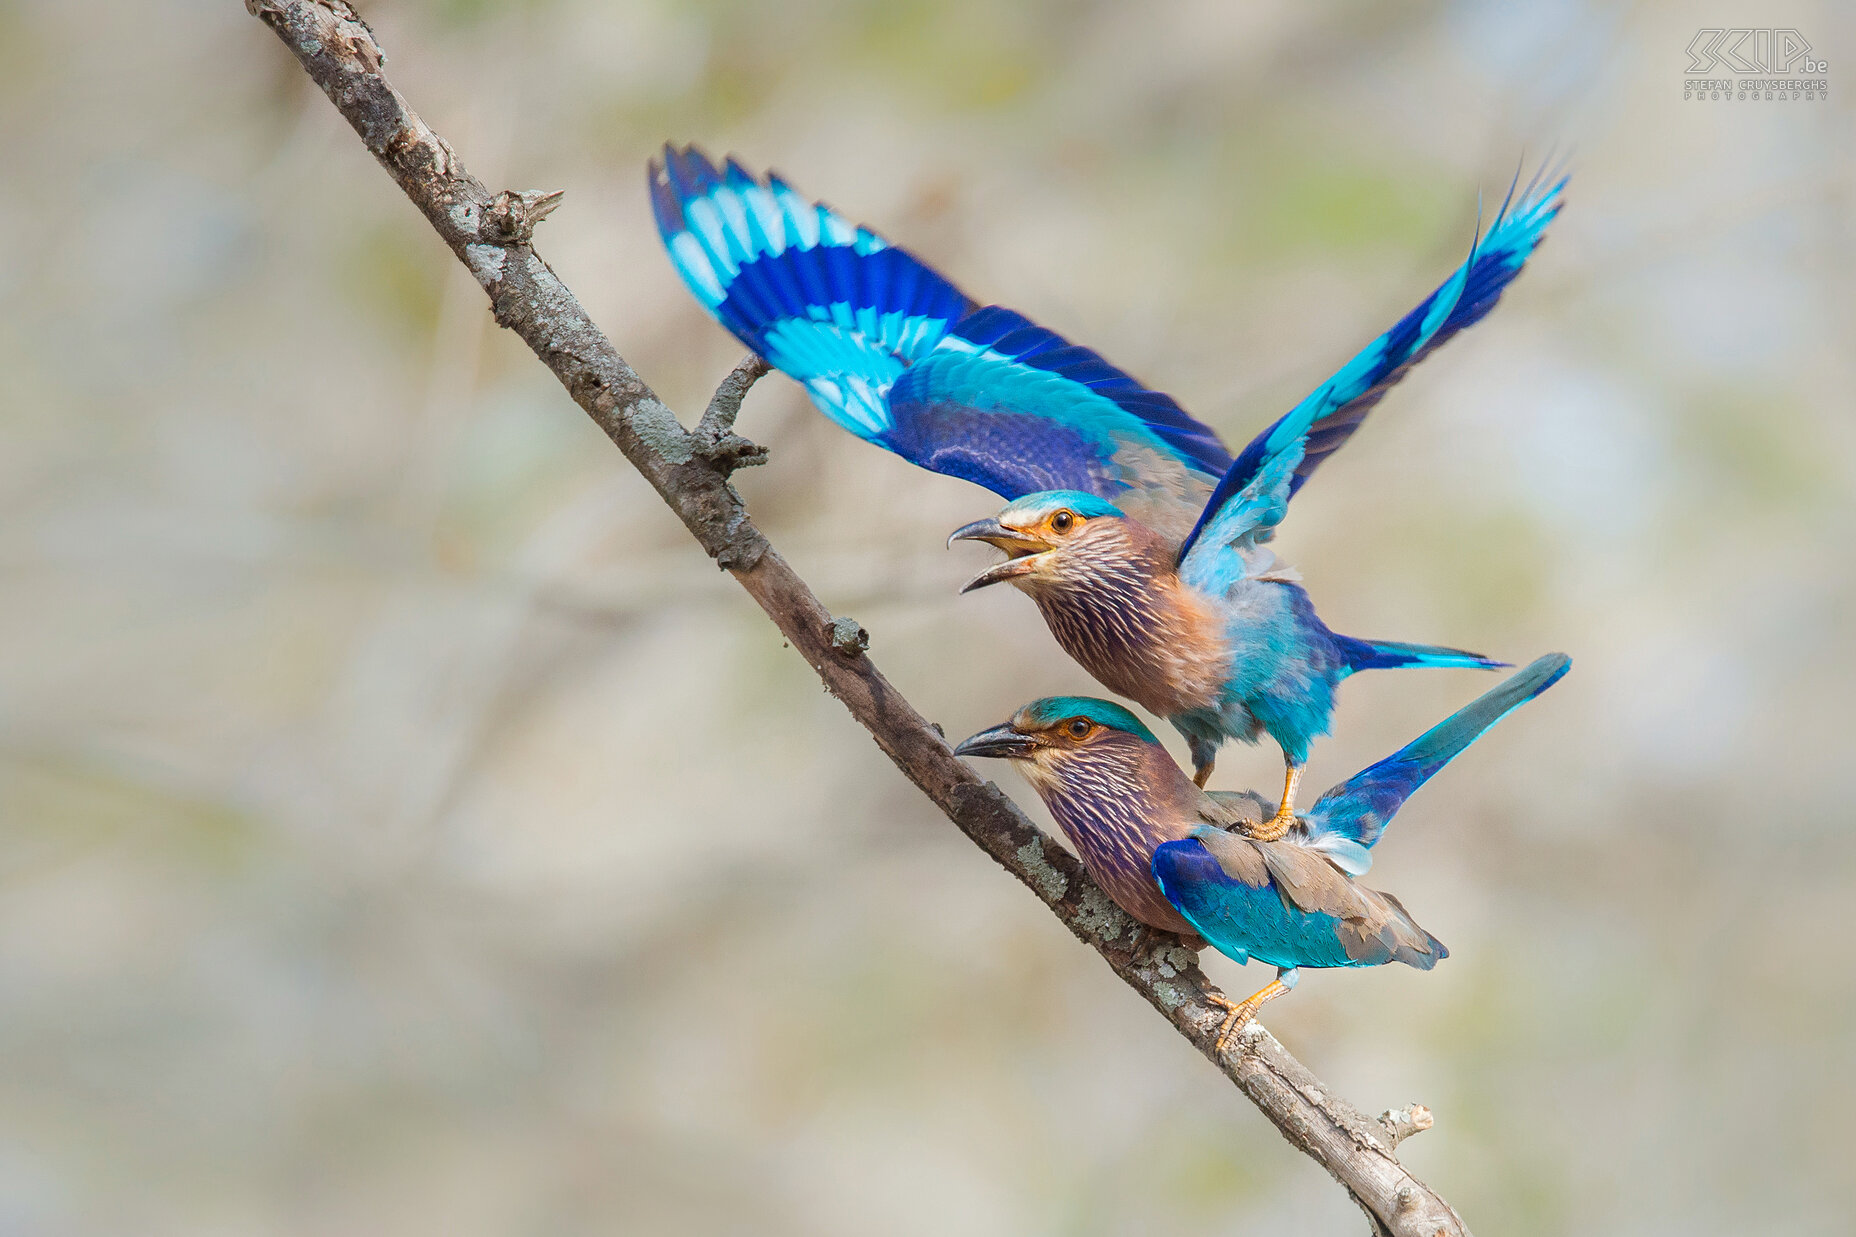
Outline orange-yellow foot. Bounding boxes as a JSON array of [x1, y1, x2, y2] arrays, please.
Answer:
[[1203, 991, 1244, 1051], [1245, 762, 1305, 841], [1205, 969, 1299, 1052], [1248, 808, 1293, 843]]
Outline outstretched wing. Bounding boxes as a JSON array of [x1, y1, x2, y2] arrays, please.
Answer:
[[1239, 162, 1570, 502], [1175, 162, 1569, 573], [650, 146, 1231, 528], [1299, 652, 1571, 866], [650, 145, 968, 437]]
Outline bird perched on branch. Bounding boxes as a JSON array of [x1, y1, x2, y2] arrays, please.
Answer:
[[953, 654, 1569, 1047], [650, 144, 1566, 833]]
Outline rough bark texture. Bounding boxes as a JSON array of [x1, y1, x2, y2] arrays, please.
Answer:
[[245, 4, 1471, 1233]]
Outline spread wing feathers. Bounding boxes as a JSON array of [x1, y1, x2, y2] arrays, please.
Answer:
[[1175, 241, 1472, 566], [1301, 652, 1571, 864], [650, 145, 1232, 511], [1153, 828, 1445, 970], [884, 308, 1232, 513], [1175, 160, 1570, 566], [650, 144, 971, 438], [1231, 162, 1569, 506]]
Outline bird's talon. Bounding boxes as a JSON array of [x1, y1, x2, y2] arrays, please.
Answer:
[[1201, 991, 1254, 1054], [1247, 809, 1294, 842], [1244, 763, 1303, 840], [1207, 975, 1293, 1051], [1213, 1003, 1257, 1054]]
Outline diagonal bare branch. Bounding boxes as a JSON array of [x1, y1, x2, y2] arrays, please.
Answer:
[[244, 3, 1470, 1232]]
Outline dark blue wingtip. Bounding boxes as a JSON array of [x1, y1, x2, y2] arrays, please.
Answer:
[[1412, 156, 1571, 354], [647, 144, 687, 241], [1444, 156, 1570, 331], [649, 142, 727, 237], [671, 144, 724, 198], [722, 155, 757, 189]]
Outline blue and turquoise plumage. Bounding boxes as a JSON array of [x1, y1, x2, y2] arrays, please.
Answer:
[[653, 144, 1567, 807], [1179, 161, 1569, 559], [955, 655, 1569, 1041], [1144, 168, 1566, 796], [1296, 650, 1571, 861], [650, 145, 1230, 536], [1166, 441, 1512, 780], [652, 142, 1564, 542]]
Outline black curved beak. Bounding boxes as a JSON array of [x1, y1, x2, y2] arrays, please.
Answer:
[[952, 723, 1039, 760], [947, 518, 1052, 594]]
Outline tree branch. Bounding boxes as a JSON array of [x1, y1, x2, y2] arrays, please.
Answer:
[[244, 4, 1469, 1232]]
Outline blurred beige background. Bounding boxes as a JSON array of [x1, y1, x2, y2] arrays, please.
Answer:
[[3, 0, 1854, 1233]]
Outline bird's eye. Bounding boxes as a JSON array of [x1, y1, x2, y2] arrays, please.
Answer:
[[1066, 718, 1093, 740], [1050, 510, 1076, 534]]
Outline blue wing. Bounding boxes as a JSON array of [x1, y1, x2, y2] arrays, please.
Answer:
[[1174, 430, 1310, 596], [650, 146, 1231, 523], [650, 145, 969, 438], [882, 306, 1231, 513], [1243, 164, 1569, 499], [1153, 830, 1446, 971], [1175, 270, 1468, 582], [1176, 162, 1569, 565], [1300, 652, 1570, 864]]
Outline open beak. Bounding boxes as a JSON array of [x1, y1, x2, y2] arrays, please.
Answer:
[[948, 517, 1053, 594], [952, 723, 1040, 760]]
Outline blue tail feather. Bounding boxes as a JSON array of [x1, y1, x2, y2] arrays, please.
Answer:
[[1335, 635, 1508, 675], [1306, 652, 1570, 852]]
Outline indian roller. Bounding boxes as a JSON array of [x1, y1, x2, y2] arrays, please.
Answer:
[[649, 144, 1567, 834], [953, 653, 1570, 1047]]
